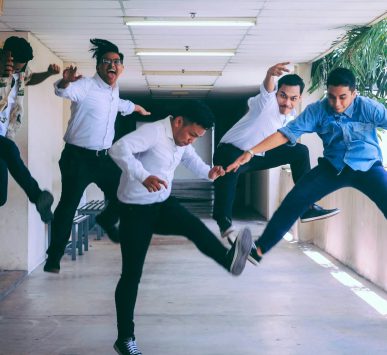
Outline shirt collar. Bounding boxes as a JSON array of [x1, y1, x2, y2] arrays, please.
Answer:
[[163, 116, 175, 141], [93, 73, 116, 89]]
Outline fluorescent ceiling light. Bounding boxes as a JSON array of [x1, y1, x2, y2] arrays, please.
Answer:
[[136, 49, 234, 57], [142, 70, 222, 76], [149, 85, 213, 90], [125, 17, 255, 27]]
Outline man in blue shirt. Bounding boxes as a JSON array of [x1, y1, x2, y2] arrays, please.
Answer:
[[227, 67, 387, 261]]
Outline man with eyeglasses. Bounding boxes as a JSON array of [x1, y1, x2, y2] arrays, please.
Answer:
[[0, 36, 60, 222], [44, 38, 150, 273]]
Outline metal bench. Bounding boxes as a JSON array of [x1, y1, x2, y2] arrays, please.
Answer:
[[65, 214, 90, 260], [77, 200, 106, 240]]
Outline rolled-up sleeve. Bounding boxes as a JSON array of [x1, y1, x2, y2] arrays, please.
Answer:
[[373, 102, 387, 129], [181, 145, 211, 180], [279, 102, 321, 145], [54, 78, 88, 102], [118, 99, 135, 116]]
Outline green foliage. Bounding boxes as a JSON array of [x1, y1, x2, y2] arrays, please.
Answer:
[[309, 19, 387, 107]]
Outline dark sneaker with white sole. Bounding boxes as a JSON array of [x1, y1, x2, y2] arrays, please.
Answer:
[[248, 242, 262, 266], [225, 227, 252, 276], [35, 190, 54, 223], [114, 337, 142, 355], [221, 225, 238, 245], [300, 204, 340, 223]]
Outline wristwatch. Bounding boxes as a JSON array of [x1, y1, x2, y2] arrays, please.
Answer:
[[246, 149, 254, 157]]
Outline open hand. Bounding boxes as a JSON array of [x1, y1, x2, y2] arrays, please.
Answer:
[[267, 62, 291, 77], [135, 104, 151, 116], [226, 152, 252, 173], [62, 65, 82, 84]]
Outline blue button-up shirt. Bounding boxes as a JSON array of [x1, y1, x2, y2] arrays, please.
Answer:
[[279, 95, 387, 172]]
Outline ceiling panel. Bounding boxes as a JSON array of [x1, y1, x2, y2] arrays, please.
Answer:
[[0, 0, 385, 98]]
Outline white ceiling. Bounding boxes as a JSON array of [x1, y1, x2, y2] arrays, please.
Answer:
[[1, 0, 386, 98]]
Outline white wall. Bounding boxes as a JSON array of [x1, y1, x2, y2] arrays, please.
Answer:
[[174, 127, 214, 179], [0, 32, 63, 272]]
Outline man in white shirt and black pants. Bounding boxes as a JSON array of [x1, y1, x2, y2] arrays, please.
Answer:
[[213, 62, 340, 254], [44, 39, 150, 273], [109, 101, 253, 355]]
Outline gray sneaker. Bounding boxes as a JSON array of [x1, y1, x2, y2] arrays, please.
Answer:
[[225, 227, 252, 276], [300, 204, 340, 223]]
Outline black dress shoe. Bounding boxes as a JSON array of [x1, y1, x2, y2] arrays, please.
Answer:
[[43, 258, 60, 274], [35, 190, 54, 223]]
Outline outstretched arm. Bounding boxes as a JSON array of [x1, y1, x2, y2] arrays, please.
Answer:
[[26, 64, 61, 86], [226, 131, 289, 173], [133, 104, 151, 116]]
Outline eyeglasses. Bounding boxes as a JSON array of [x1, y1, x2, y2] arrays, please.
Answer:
[[101, 58, 122, 66]]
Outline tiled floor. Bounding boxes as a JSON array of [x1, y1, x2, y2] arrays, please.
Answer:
[[0, 180, 386, 354]]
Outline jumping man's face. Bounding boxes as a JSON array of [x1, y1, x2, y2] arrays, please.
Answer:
[[327, 85, 356, 113], [13, 62, 26, 73], [276, 84, 302, 115], [96, 52, 124, 86], [172, 116, 206, 147]]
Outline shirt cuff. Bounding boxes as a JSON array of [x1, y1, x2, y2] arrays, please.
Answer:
[[259, 82, 277, 97], [278, 127, 297, 146], [54, 79, 68, 96]]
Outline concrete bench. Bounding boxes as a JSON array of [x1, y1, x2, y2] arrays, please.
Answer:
[[77, 200, 106, 240]]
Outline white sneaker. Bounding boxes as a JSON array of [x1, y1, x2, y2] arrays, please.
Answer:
[[221, 226, 239, 245]]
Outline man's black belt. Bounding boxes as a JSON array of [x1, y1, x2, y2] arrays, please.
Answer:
[[65, 143, 109, 157]]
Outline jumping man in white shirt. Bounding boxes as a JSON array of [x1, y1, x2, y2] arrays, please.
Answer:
[[109, 101, 253, 355], [213, 62, 339, 258], [44, 39, 150, 273]]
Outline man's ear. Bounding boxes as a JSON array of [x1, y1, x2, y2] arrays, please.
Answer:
[[174, 115, 184, 127]]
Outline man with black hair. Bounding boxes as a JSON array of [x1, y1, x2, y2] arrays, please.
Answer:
[[109, 101, 253, 355], [0, 36, 60, 222], [227, 67, 387, 263], [213, 62, 339, 259], [44, 38, 150, 273]]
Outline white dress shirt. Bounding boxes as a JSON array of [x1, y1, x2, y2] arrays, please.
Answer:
[[54, 73, 135, 150], [109, 116, 211, 205], [220, 83, 296, 155]]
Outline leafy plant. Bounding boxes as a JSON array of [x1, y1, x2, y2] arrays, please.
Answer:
[[309, 19, 387, 107]]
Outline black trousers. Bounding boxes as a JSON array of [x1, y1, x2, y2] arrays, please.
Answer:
[[0, 135, 41, 206], [213, 142, 310, 231], [47, 144, 121, 260], [115, 196, 229, 339]]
